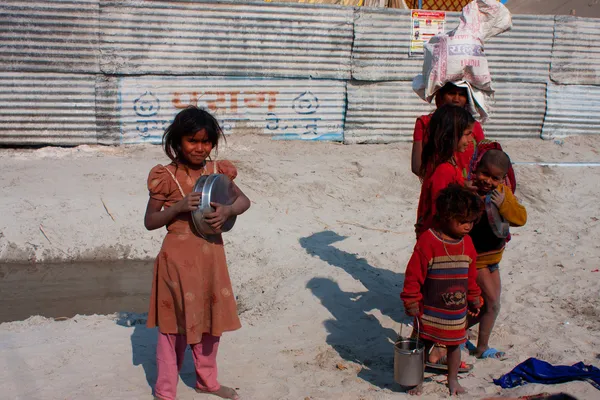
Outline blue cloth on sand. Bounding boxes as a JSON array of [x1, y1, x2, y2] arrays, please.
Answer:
[[494, 357, 600, 390]]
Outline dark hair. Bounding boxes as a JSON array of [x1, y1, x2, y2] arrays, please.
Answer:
[[479, 149, 511, 175], [420, 104, 475, 178], [435, 184, 483, 224], [162, 106, 225, 162]]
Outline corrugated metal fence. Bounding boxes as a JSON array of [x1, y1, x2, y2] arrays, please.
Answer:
[[0, 0, 598, 145]]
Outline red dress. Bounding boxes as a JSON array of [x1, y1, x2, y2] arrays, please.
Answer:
[[401, 229, 481, 346], [413, 114, 485, 178], [415, 162, 464, 238]]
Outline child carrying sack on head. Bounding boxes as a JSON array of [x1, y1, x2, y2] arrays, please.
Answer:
[[411, 82, 485, 179], [467, 146, 527, 360], [402, 184, 483, 396], [144, 106, 251, 400], [415, 104, 476, 238]]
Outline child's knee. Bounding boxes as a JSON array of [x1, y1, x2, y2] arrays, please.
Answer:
[[486, 298, 501, 316]]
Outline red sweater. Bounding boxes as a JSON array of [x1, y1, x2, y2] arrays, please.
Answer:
[[415, 162, 464, 238], [401, 229, 481, 345], [413, 115, 485, 178]]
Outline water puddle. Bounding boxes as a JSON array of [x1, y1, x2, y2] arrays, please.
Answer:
[[0, 260, 153, 323]]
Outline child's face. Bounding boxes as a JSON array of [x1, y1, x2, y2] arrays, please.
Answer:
[[474, 162, 506, 194], [180, 129, 214, 166], [447, 217, 476, 239], [441, 87, 468, 108], [457, 124, 474, 153]]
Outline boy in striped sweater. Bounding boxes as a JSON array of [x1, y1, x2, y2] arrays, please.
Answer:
[[402, 184, 483, 395]]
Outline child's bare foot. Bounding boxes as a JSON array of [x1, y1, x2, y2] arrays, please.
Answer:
[[406, 383, 423, 395], [429, 345, 447, 363], [195, 385, 240, 400], [448, 378, 466, 396]]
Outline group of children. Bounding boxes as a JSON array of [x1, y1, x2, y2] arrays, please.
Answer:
[[402, 83, 528, 395], [141, 82, 527, 399]]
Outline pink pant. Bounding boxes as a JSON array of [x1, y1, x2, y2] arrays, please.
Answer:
[[154, 332, 221, 400]]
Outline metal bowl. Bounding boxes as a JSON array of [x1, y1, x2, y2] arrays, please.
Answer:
[[191, 174, 237, 235]]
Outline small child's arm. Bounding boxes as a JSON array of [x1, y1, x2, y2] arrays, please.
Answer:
[[401, 246, 428, 317], [466, 252, 483, 315], [498, 185, 527, 227]]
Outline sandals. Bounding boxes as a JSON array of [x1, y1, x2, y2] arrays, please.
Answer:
[[479, 347, 507, 360], [465, 340, 507, 360], [425, 344, 473, 373], [426, 359, 473, 373]]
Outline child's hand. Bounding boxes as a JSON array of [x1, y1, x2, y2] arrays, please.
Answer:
[[204, 202, 232, 231], [467, 296, 483, 317], [464, 180, 478, 192], [491, 189, 505, 208], [468, 306, 481, 318], [177, 192, 202, 213], [405, 305, 420, 317]]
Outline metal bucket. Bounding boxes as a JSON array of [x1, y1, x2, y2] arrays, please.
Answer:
[[393, 320, 425, 387]]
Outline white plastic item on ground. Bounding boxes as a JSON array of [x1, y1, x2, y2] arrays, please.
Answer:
[[413, 0, 512, 120]]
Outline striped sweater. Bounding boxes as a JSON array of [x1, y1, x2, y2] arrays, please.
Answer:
[[401, 229, 481, 345]]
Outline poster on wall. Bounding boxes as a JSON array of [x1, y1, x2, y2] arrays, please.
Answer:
[[409, 10, 446, 57], [118, 77, 345, 144]]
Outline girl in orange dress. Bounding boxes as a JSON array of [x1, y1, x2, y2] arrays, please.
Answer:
[[144, 106, 250, 400]]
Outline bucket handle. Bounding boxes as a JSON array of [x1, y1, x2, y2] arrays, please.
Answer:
[[397, 317, 422, 353]]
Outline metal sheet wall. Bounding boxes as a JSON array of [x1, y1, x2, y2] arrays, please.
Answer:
[[352, 9, 553, 83], [482, 82, 547, 138], [345, 81, 435, 143], [100, 0, 354, 79], [0, 72, 97, 145], [345, 81, 546, 143], [0, 0, 99, 74], [0, 0, 598, 145], [117, 76, 346, 143], [551, 16, 600, 85], [542, 83, 600, 139], [485, 15, 554, 83], [352, 8, 458, 81]]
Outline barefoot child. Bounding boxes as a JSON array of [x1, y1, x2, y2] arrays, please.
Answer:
[[144, 106, 250, 400], [415, 104, 475, 238], [468, 148, 527, 359], [402, 184, 483, 395]]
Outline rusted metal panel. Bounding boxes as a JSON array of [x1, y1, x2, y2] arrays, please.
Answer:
[[352, 9, 553, 83], [0, 72, 97, 145], [0, 0, 99, 74], [542, 83, 600, 139], [551, 15, 600, 85], [100, 0, 353, 79], [118, 76, 346, 144], [345, 80, 545, 143]]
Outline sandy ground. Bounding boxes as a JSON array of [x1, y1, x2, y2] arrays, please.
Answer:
[[1, 134, 600, 399]]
